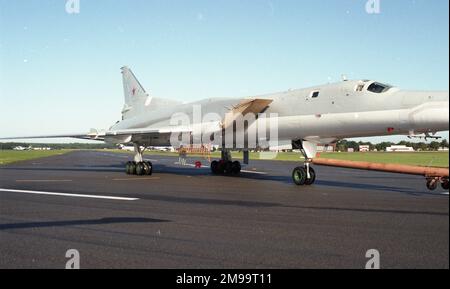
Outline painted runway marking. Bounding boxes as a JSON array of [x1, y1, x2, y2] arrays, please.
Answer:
[[0, 188, 139, 201], [16, 179, 73, 183], [175, 162, 209, 168], [241, 170, 268, 175], [112, 177, 160, 181]]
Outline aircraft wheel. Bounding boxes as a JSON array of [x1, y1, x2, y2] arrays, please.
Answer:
[[143, 161, 153, 176], [125, 161, 132, 175], [442, 178, 449, 190], [231, 161, 241, 175], [211, 161, 219, 174], [304, 167, 316, 186], [224, 161, 233, 175], [426, 179, 438, 191], [217, 161, 226, 174], [128, 162, 137, 175], [136, 162, 145, 176], [292, 167, 307, 186]]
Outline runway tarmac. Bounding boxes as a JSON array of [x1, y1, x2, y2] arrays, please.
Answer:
[[0, 150, 448, 269]]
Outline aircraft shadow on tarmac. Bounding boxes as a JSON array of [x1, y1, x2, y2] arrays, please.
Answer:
[[1, 162, 438, 196], [0, 217, 170, 231], [134, 194, 448, 216], [138, 194, 281, 208]]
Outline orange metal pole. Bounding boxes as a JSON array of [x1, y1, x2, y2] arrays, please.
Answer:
[[312, 158, 449, 177]]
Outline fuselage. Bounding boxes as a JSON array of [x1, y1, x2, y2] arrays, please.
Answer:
[[110, 80, 449, 146]]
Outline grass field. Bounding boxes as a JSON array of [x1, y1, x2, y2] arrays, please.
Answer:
[[104, 149, 450, 168], [0, 150, 70, 165], [0, 149, 448, 168]]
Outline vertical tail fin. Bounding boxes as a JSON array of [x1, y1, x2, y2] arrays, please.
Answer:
[[121, 66, 150, 119], [120, 66, 183, 120]]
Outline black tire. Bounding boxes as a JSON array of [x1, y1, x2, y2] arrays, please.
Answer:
[[125, 161, 132, 175], [136, 162, 145, 176], [129, 162, 137, 175], [292, 167, 307, 186], [143, 161, 153, 176], [224, 161, 233, 175], [217, 161, 226, 174], [211, 161, 219, 174], [442, 179, 449, 190], [426, 179, 438, 191], [304, 167, 316, 186], [231, 161, 241, 175]]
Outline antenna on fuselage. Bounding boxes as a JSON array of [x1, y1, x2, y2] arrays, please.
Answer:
[[341, 74, 348, 82]]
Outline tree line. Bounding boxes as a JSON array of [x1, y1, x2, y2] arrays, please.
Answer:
[[1, 139, 449, 152], [335, 139, 449, 152], [0, 142, 117, 150]]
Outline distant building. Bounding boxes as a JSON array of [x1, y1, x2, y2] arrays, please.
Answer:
[[347, 148, 355, 153], [269, 144, 293, 152], [151, 146, 176, 152], [270, 143, 335, 152], [119, 145, 137, 151], [317, 144, 335, 152], [33, 147, 51, 151], [359, 145, 370, 152], [386, 145, 414, 152], [13, 146, 27, 151], [438, 147, 449, 152]]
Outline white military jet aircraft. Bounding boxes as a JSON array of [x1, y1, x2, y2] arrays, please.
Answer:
[[2, 67, 449, 187]]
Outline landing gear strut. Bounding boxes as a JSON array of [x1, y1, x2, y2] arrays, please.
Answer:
[[125, 144, 153, 176], [292, 140, 318, 186]]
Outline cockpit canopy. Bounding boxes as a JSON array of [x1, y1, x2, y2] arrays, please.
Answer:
[[355, 81, 393, 93], [367, 82, 392, 93]]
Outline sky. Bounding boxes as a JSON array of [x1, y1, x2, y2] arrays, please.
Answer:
[[0, 0, 448, 144]]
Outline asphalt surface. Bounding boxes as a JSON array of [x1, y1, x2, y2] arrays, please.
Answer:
[[0, 150, 448, 269]]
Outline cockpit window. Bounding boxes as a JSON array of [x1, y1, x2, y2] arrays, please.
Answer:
[[367, 82, 392, 93]]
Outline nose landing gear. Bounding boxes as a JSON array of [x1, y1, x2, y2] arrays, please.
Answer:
[[292, 165, 316, 186], [291, 140, 318, 186]]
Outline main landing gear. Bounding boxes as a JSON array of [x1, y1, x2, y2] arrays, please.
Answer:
[[126, 161, 153, 176], [210, 150, 242, 176], [291, 140, 318, 186], [211, 160, 242, 175], [125, 143, 153, 176]]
